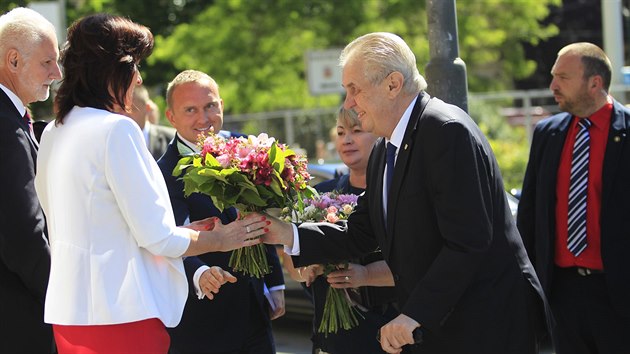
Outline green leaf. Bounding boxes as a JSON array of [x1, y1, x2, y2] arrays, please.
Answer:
[[204, 153, 222, 167], [172, 156, 193, 177], [197, 167, 230, 183], [268, 142, 285, 174], [268, 177, 284, 197], [239, 188, 268, 207]]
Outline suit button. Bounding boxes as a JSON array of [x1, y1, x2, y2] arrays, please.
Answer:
[[393, 274, 400, 281]]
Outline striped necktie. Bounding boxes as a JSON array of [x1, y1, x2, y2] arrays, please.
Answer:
[[567, 118, 592, 256]]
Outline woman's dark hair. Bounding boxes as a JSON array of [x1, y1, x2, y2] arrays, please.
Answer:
[[55, 14, 153, 124]]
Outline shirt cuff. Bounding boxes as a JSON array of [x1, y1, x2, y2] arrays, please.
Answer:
[[267, 284, 285, 291], [193, 265, 211, 299], [283, 224, 301, 255]]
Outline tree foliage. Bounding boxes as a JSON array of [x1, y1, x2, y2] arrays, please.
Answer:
[[1, 0, 560, 189], [152, 0, 560, 113], [2, 0, 560, 113]]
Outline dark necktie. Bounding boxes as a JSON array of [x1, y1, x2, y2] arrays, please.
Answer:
[[567, 118, 592, 256], [385, 142, 397, 196], [23, 111, 33, 133]]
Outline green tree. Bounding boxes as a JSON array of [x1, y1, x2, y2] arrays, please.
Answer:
[[469, 99, 530, 191], [153, 0, 560, 113]]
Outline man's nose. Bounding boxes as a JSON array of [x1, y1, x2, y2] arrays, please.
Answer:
[[343, 94, 355, 110], [52, 62, 62, 80]]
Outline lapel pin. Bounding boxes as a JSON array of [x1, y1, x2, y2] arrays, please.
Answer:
[[404, 144, 408, 150]]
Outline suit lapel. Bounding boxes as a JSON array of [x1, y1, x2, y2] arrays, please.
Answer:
[[602, 101, 628, 206], [371, 138, 387, 236], [543, 114, 571, 191], [385, 94, 430, 241], [540, 113, 571, 243], [0, 89, 39, 154]]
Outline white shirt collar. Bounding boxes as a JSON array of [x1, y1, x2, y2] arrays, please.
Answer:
[[178, 134, 201, 154], [0, 83, 26, 117], [387, 95, 418, 149]]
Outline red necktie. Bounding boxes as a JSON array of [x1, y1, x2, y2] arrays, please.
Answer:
[[23, 111, 33, 133]]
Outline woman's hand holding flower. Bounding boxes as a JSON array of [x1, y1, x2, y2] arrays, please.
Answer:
[[260, 214, 295, 248], [300, 264, 324, 286], [327, 263, 369, 289], [183, 214, 269, 256], [183, 216, 220, 231]]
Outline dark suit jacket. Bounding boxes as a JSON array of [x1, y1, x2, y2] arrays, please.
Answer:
[[517, 99, 630, 317], [158, 136, 284, 352], [147, 123, 175, 160], [0, 89, 53, 352], [294, 93, 552, 354]]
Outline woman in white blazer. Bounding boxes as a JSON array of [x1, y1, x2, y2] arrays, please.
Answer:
[[34, 14, 269, 354]]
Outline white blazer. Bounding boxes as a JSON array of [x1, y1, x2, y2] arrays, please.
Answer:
[[35, 106, 191, 327]]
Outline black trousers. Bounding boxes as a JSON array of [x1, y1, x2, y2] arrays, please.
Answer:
[[551, 267, 630, 354], [170, 288, 275, 354]]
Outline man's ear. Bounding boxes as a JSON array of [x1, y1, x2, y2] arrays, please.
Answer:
[[6, 49, 20, 71], [165, 109, 176, 127], [589, 75, 603, 91], [386, 71, 404, 97]]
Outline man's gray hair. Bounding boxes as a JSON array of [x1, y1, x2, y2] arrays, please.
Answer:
[[0, 7, 56, 61], [339, 32, 427, 95]]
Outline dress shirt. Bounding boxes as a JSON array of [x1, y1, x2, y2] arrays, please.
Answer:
[[0, 83, 26, 117], [383, 95, 417, 214], [554, 99, 612, 270], [35, 106, 191, 327]]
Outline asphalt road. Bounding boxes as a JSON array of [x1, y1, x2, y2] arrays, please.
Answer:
[[273, 317, 312, 354], [272, 316, 556, 354]]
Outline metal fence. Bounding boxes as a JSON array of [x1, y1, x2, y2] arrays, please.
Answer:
[[222, 86, 630, 160]]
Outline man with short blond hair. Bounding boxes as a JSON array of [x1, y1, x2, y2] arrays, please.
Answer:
[[158, 70, 285, 354]]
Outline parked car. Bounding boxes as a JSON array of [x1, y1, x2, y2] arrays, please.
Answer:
[[306, 162, 348, 186]]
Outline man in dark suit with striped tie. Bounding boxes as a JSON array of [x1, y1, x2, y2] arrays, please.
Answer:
[[0, 7, 62, 353], [518, 42, 630, 354]]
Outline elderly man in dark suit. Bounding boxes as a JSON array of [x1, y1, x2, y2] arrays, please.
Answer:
[[517, 42, 630, 354], [264, 32, 553, 354], [0, 7, 62, 353], [158, 70, 285, 354]]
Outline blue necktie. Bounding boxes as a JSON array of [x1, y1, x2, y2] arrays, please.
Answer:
[[386, 142, 397, 195], [567, 118, 591, 256]]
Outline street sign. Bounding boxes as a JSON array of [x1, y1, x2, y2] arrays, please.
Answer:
[[29, 1, 66, 44], [305, 49, 344, 96]]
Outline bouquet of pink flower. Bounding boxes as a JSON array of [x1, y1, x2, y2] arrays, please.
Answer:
[[174, 131, 316, 278], [282, 192, 364, 335]]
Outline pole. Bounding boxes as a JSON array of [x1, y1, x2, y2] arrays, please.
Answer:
[[602, 0, 626, 103], [425, 0, 469, 112]]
